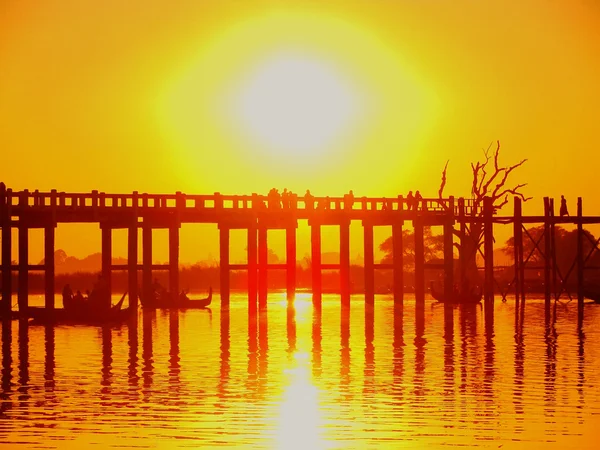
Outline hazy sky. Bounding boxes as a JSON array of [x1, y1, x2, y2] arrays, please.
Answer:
[[1, 0, 599, 263]]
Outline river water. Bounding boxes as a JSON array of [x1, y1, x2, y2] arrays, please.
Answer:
[[0, 293, 599, 449]]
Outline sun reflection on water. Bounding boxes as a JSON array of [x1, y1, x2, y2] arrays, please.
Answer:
[[275, 351, 325, 450]]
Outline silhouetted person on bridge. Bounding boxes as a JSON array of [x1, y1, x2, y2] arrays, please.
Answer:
[[560, 195, 569, 217], [268, 188, 281, 209], [406, 191, 414, 211], [282, 188, 289, 209], [304, 190, 314, 210], [415, 191, 423, 211], [344, 190, 355, 210]]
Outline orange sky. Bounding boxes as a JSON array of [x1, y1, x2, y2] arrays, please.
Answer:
[[1, 0, 599, 264]]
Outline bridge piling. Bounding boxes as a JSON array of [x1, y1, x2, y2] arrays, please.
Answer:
[[483, 197, 494, 303], [311, 224, 322, 309], [414, 217, 425, 308], [0, 183, 11, 313], [247, 225, 258, 312], [513, 197, 525, 306], [443, 197, 455, 305], [363, 222, 375, 307], [258, 227, 267, 310], [219, 225, 230, 309], [18, 223, 28, 313], [101, 225, 112, 310], [340, 221, 351, 306], [392, 223, 403, 308], [577, 197, 584, 327], [543, 197, 552, 315], [128, 225, 138, 309], [44, 224, 55, 310], [169, 225, 180, 303], [286, 226, 296, 301], [142, 225, 152, 304]]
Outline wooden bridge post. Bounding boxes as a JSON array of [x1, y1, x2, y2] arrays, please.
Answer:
[[543, 197, 552, 314], [413, 217, 425, 308], [513, 197, 523, 306], [483, 197, 494, 302], [101, 224, 112, 310], [550, 198, 558, 303], [363, 221, 375, 307], [444, 197, 455, 303], [219, 225, 230, 308], [0, 183, 11, 312], [258, 226, 268, 310], [577, 197, 584, 327], [392, 222, 404, 308], [286, 225, 297, 301], [458, 198, 467, 291], [169, 225, 180, 303], [18, 192, 29, 312], [44, 223, 55, 310], [142, 225, 152, 305], [311, 223, 322, 309], [340, 220, 351, 307], [247, 224, 258, 312], [128, 224, 138, 309]]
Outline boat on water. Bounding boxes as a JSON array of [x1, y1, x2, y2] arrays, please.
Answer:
[[582, 289, 600, 304], [141, 287, 212, 309], [25, 292, 134, 325], [429, 282, 482, 305]]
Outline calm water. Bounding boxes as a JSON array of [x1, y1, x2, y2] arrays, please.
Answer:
[[0, 294, 599, 449]]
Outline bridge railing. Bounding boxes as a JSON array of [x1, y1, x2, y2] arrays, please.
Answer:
[[1, 188, 480, 215]]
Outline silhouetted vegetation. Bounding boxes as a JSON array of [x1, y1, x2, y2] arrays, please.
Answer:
[[438, 141, 531, 283], [379, 227, 444, 269]]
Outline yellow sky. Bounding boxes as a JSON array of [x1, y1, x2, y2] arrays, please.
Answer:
[[1, 0, 599, 263]]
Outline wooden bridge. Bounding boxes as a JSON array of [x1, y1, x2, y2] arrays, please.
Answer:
[[0, 183, 598, 324]]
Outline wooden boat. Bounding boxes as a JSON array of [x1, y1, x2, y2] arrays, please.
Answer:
[[582, 289, 600, 304], [430, 282, 482, 305], [26, 293, 133, 325], [141, 287, 212, 309]]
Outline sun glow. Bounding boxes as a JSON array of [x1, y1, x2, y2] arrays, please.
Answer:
[[232, 53, 361, 157], [158, 10, 437, 193]]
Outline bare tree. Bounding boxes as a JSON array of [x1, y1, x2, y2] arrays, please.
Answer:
[[439, 141, 532, 283]]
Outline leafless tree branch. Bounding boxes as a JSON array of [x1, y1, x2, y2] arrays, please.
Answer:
[[438, 160, 449, 199]]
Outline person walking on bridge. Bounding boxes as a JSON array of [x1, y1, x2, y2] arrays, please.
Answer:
[[560, 195, 569, 217]]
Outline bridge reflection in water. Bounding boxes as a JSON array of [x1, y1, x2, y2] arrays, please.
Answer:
[[0, 293, 598, 449]]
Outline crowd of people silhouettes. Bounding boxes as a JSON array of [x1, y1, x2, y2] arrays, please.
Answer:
[[62, 274, 108, 311], [265, 189, 426, 211]]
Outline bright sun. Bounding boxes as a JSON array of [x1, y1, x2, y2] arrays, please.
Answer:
[[232, 53, 360, 155]]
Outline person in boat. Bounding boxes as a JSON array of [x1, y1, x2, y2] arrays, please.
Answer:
[[152, 277, 166, 300], [560, 195, 569, 217], [62, 284, 74, 309], [74, 290, 85, 304]]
